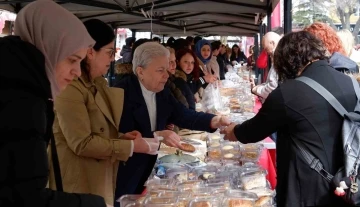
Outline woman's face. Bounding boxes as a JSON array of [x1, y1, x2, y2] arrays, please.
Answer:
[[88, 40, 115, 79], [201, 45, 211, 59], [168, 53, 176, 75], [179, 53, 195, 75], [55, 48, 88, 90], [137, 55, 169, 93], [233, 46, 239, 53]]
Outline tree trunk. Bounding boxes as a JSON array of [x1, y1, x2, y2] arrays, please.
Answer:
[[345, 11, 351, 30], [352, 17, 360, 44], [338, 7, 346, 26]]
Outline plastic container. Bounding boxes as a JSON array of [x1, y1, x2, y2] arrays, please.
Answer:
[[144, 178, 174, 187], [189, 197, 221, 207], [222, 190, 258, 207], [177, 180, 203, 192], [248, 188, 275, 207], [240, 144, 264, 163], [207, 147, 222, 160], [165, 167, 188, 182], [118, 195, 146, 207], [143, 197, 178, 207], [188, 187, 214, 198], [240, 170, 267, 190]]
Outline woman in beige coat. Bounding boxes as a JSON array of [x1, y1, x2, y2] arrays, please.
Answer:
[[48, 19, 159, 206]]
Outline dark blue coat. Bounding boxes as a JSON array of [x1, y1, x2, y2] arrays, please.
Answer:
[[113, 74, 215, 205]]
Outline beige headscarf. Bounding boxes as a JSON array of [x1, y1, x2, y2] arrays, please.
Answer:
[[14, 0, 95, 97]]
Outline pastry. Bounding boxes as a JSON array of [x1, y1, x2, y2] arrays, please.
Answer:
[[199, 172, 215, 180], [242, 176, 267, 190], [255, 196, 271, 206], [222, 145, 234, 151], [180, 143, 196, 153], [192, 201, 212, 207], [224, 153, 235, 159], [230, 104, 241, 110], [210, 134, 221, 140], [242, 151, 259, 159], [210, 142, 220, 147], [228, 199, 253, 207], [208, 150, 221, 159]]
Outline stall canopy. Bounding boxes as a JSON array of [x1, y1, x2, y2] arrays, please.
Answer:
[[0, 0, 279, 36]]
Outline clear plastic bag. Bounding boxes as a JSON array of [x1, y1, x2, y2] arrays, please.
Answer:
[[201, 82, 224, 114]]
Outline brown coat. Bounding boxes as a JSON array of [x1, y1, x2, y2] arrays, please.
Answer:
[[48, 75, 131, 205]]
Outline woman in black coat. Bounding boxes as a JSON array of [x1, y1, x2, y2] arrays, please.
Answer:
[[113, 42, 230, 205], [222, 31, 355, 207], [0, 1, 106, 207]]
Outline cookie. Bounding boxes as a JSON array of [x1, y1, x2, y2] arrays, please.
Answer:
[[228, 199, 253, 207], [180, 143, 196, 153]]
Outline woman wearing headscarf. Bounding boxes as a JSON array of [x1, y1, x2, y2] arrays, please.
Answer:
[[222, 31, 355, 207], [195, 39, 213, 75], [48, 19, 158, 206], [194, 40, 218, 101], [113, 42, 230, 203], [0, 1, 106, 207]]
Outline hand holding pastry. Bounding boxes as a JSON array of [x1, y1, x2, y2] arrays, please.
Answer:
[[155, 130, 182, 148]]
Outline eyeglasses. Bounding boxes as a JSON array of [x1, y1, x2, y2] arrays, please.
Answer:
[[102, 48, 115, 57]]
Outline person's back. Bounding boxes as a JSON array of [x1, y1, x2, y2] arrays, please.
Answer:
[[275, 61, 355, 206], [0, 1, 106, 206], [0, 36, 104, 207]]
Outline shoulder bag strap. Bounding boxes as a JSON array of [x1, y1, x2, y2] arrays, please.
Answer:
[[350, 77, 360, 112], [292, 76, 349, 182], [296, 76, 348, 116]]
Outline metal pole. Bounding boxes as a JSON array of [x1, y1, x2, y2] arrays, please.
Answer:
[[132, 29, 136, 38], [284, 0, 292, 34], [267, 2, 272, 31]]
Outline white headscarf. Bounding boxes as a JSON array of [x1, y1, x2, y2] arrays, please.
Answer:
[[14, 0, 95, 97]]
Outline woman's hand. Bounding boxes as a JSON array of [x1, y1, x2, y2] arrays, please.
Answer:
[[166, 124, 175, 131], [120, 130, 142, 140], [156, 130, 182, 148], [220, 123, 238, 141], [133, 136, 159, 155], [203, 74, 217, 83], [210, 115, 231, 129]]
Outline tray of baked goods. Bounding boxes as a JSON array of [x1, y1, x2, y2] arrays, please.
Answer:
[[118, 162, 275, 207], [117, 130, 274, 207]]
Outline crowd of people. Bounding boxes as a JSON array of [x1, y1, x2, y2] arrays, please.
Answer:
[[1, 1, 360, 207]]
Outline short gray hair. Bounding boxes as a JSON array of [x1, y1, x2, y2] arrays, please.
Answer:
[[132, 42, 170, 74]]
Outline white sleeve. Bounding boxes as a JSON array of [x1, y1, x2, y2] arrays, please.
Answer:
[[255, 66, 278, 100]]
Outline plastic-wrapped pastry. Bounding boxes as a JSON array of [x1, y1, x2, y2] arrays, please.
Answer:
[[222, 190, 258, 207], [189, 197, 221, 207], [248, 188, 275, 207], [165, 167, 188, 182], [119, 195, 146, 207], [240, 170, 267, 190], [207, 147, 222, 159], [143, 197, 177, 206]]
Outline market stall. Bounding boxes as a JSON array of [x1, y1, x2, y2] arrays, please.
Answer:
[[117, 65, 277, 207]]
